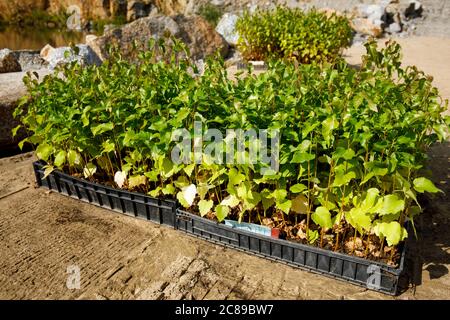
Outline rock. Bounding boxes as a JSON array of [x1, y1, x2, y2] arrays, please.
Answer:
[[351, 18, 383, 38], [211, 0, 225, 5], [40, 44, 102, 70], [0, 49, 21, 73], [111, 0, 128, 18], [173, 15, 229, 60], [405, 1, 423, 20], [12, 50, 47, 71], [357, 4, 385, 22], [154, 0, 194, 16], [127, 0, 155, 22], [92, 14, 228, 61], [40, 44, 54, 60], [85, 34, 104, 61], [215, 13, 239, 46], [388, 22, 402, 33], [385, 1, 400, 15], [104, 24, 119, 34], [0, 70, 50, 151], [85, 34, 98, 43]]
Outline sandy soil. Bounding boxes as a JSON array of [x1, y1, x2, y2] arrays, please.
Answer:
[[0, 36, 449, 300]]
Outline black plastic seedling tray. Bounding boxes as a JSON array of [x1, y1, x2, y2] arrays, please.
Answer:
[[175, 209, 406, 295], [33, 161, 176, 227], [33, 161, 407, 295]]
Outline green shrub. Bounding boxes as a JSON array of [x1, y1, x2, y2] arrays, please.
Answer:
[[91, 15, 127, 34], [236, 7, 353, 63], [197, 3, 223, 27], [15, 39, 449, 264], [9, 9, 68, 28]]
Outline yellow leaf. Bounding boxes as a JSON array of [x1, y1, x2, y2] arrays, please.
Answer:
[[291, 194, 309, 214]]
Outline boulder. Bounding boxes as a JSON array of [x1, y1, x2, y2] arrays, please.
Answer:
[[92, 14, 229, 61], [388, 22, 402, 33], [351, 18, 383, 38], [40, 44, 54, 59], [127, 0, 155, 22], [0, 49, 21, 73], [405, 1, 423, 20], [356, 4, 385, 21], [40, 44, 102, 70], [154, 0, 195, 16], [215, 13, 239, 46], [13, 50, 47, 71], [174, 15, 229, 60], [0, 70, 50, 152]]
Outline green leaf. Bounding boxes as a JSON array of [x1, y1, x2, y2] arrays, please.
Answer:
[[379, 194, 405, 215], [291, 194, 309, 214], [228, 168, 245, 185], [83, 163, 97, 178], [215, 205, 230, 222], [11, 125, 21, 137], [183, 163, 195, 176], [177, 191, 190, 208], [373, 221, 408, 246], [220, 195, 240, 208], [67, 150, 82, 166], [36, 144, 53, 161], [149, 187, 162, 197], [347, 207, 372, 233], [43, 165, 54, 179], [102, 140, 116, 153], [197, 183, 213, 200], [161, 157, 175, 178], [312, 206, 332, 229], [128, 175, 147, 189], [271, 189, 287, 201], [54, 150, 66, 168], [332, 147, 355, 160], [307, 229, 319, 244], [91, 123, 114, 136], [261, 189, 275, 212], [174, 176, 190, 188], [322, 116, 338, 146], [292, 152, 315, 163], [198, 199, 213, 217], [290, 183, 307, 194], [360, 188, 380, 211], [276, 199, 291, 214], [413, 177, 443, 193], [332, 171, 356, 187], [162, 183, 176, 195]]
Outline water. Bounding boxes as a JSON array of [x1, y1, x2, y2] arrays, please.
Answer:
[[0, 26, 87, 51]]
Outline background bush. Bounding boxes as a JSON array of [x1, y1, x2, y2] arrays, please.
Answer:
[[236, 7, 353, 63], [197, 3, 223, 27]]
